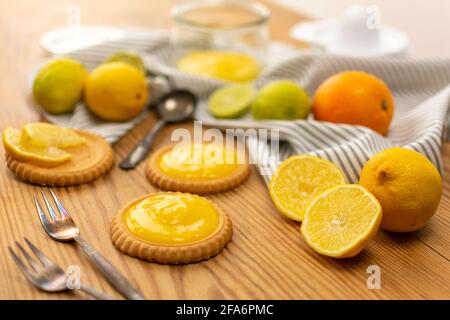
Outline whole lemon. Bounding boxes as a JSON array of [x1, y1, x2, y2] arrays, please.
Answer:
[[359, 148, 442, 232], [85, 62, 148, 121], [33, 58, 88, 114], [251, 80, 311, 120], [313, 71, 394, 135]]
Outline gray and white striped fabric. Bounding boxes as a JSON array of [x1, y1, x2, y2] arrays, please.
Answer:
[[41, 30, 450, 183]]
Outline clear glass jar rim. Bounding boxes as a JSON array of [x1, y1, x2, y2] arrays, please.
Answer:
[[171, 0, 270, 31]]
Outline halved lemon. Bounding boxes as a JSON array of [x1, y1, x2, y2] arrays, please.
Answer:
[[269, 155, 346, 221], [20, 122, 85, 149], [301, 184, 382, 258], [208, 83, 255, 118], [3, 127, 72, 167]]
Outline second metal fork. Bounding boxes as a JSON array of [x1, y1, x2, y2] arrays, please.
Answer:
[[34, 190, 144, 300], [9, 238, 114, 299]]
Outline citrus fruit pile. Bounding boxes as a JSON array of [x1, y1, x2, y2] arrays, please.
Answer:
[[33, 51, 148, 122], [206, 70, 395, 135], [3, 123, 86, 167], [269, 147, 442, 258], [207, 80, 311, 120]]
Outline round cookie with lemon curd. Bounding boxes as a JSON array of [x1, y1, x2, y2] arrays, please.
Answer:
[[3, 123, 113, 186], [111, 192, 233, 264], [146, 143, 250, 195]]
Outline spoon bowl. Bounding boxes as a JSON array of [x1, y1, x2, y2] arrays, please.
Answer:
[[157, 89, 196, 122], [119, 87, 197, 170]]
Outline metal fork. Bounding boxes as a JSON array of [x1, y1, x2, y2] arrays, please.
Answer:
[[34, 190, 145, 300], [9, 238, 114, 299]]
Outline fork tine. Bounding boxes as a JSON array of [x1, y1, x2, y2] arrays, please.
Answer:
[[34, 193, 50, 227], [41, 191, 58, 221], [24, 237, 57, 268], [8, 246, 35, 283], [49, 189, 70, 219], [15, 241, 41, 272]]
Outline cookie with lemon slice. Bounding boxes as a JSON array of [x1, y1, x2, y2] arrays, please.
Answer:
[[146, 143, 250, 195], [3, 122, 113, 186], [111, 192, 233, 264]]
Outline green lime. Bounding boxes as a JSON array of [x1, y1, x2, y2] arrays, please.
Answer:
[[33, 57, 88, 114], [208, 83, 256, 118], [104, 51, 146, 75], [251, 80, 311, 120]]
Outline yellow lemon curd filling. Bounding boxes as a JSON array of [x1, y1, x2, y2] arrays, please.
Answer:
[[124, 193, 220, 245], [176, 51, 260, 82], [157, 144, 240, 180]]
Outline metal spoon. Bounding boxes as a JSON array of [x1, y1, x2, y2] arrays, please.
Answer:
[[119, 89, 197, 170]]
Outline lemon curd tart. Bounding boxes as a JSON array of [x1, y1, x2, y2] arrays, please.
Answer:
[[111, 192, 233, 264], [146, 143, 250, 194], [2, 122, 113, 186]]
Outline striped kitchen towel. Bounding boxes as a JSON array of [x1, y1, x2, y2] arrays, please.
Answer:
[[40, 30, 450, 183]]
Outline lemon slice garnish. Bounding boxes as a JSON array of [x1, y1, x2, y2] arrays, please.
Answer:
[[20, 122, 85, 149], [301, 185, 382, 258], [269, 155, 346, 221], [3, 127, 72, 167], [208, 83, 255, 118]]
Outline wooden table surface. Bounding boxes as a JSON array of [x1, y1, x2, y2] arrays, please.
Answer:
[[0, 0, 449, 300]]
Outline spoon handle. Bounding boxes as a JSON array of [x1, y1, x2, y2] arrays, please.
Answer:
[[119, 119, 167, 170]]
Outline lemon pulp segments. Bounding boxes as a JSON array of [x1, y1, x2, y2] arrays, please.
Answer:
[[208, 83, 255, 118], [20, 122, 86, 149], [269, 155, 346, 221], [301, 185, 382, 258], [3, 127, 72, 167]]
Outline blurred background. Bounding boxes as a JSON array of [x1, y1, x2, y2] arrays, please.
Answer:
[[277, 0, 450, 57]]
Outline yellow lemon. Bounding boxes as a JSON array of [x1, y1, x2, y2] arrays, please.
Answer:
[[177, 51, 259, 82], [85, 62, 148, 121], [3, 127, 71, 167], [301, 184, 382, 258], [269, 155, 346, 221], [359, 147, 442, 232], [33, 57, 88, 114], [20, 122, 85, 149]]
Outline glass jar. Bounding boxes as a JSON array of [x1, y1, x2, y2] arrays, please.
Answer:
[[170, 0, 270, 64]]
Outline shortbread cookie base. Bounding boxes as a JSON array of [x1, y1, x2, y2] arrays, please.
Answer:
[[111, 192, 233, 264], [146, 145, 250, 195], [5, 130, 114, 186]]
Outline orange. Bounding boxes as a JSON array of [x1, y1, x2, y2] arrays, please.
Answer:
[[313, 71, 394, 135]]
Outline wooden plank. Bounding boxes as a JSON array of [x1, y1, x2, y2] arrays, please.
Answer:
[[0, 0, 448, 299]]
